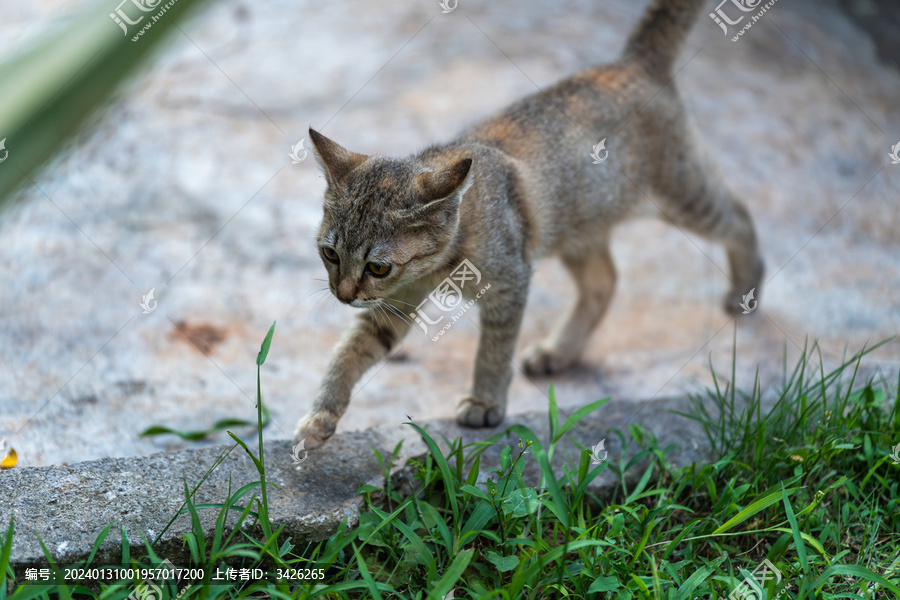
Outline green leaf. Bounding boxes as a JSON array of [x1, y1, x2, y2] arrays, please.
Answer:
[[608, 513, 625, 538], [675, 566, 711, 600], [770, 528, 827, 556], [458, 500, 496, 547], [425, 548, 473, 600], [405, 423, 459, 539], [485, 550, 519, 573], [138, 426, 211, 441], [370, 506, 433, 568], [508, 425, 569, 529], [808, 564, 900, 597], [500, 444, 512, 472], [33, 533, 71, 600], [257, 321, 276, 366], [556, 397, 610, 440], [713, 485, 801, 534], [781, 483, 808, 575], [351, 542, 385, 600], [140, 402, 271, 441], [121, 526, 129, 566], [500, 488, 539, 518], [419, 500, 453, 554], [624, 462, 655, 505], [588, 576, 620, 593], [85, 523, 111, 567], [460, 484, 491, 502], [0, 516, 14, 596], [511, 540, 603, 594], [227, 431, 263, 474], [548, 383, 559, 441]]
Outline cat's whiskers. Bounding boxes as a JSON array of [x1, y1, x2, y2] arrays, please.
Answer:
[[381, 300, 414, 326], [371, 299, 403, 327], [367, 304, 385, 330], [380, 296, 419, 309], [369, 302, 404, 342], [310, 289, 337, 331], [300, 283, 332, 305], [378, 304, 401, 339]]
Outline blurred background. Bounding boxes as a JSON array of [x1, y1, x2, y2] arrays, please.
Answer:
[[1, 0, 898, 467]]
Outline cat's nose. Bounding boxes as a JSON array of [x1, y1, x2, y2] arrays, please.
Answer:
[[335, 280, 357, 304]]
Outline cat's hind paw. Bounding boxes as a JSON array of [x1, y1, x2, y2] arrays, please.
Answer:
[[724, 256, 765, 316], [522, 343, 577, 376], [294, 411, 338, 450], [456, 395, 505, 428]]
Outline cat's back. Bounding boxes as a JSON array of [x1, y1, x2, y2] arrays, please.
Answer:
[[457, 62, 671, 160], [442, 59, 692, 258]]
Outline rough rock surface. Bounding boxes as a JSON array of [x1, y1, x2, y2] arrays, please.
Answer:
[[0, 0, 898, 468], [1, 396, 709, 570]]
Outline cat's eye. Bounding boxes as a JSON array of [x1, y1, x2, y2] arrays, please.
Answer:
[[321, 246, 339, 263], [366, 262, 391, 277]]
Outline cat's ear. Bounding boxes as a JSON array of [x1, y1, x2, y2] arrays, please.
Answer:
[[415, 158, 473, 205], [309, 128, 368, 187], [409, 158, 473, 226]]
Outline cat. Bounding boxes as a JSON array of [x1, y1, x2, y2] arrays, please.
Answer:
[[294, 0, 764, 449]]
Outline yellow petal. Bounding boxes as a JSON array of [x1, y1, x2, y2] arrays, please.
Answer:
[[1, 447, 17, 469]]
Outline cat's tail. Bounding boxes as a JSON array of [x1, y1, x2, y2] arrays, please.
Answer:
[[621, 0, 706, 79]]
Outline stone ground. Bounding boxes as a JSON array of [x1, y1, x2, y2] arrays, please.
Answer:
[[1, 396, 710, 570], [1, 0, 898, 468]]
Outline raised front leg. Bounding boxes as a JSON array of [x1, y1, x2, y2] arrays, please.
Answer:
[[295, 302, 412, 449], [456, 274, 529, 428]]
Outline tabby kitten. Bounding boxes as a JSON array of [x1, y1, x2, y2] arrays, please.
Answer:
[[295, 0, 763, 449]]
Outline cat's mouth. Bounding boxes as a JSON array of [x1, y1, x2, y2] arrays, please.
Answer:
[[349, 298, 381, 309]]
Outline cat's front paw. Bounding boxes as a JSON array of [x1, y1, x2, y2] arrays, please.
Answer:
[[522, 343, 577, 376], [456, 395, 505, 428], [294, 411, 338, 450]]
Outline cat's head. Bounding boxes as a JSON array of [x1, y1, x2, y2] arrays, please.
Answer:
[[308, 128, 472, 307]]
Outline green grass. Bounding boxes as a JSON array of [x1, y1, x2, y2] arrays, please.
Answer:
[[2, 329, 898, 599]]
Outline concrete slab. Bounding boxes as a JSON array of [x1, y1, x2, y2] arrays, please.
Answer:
[[2, 395, 710, 574]]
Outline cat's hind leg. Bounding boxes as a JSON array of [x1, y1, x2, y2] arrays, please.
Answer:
[[523, 244, 617, 376], [652, 137, 764, 314]]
